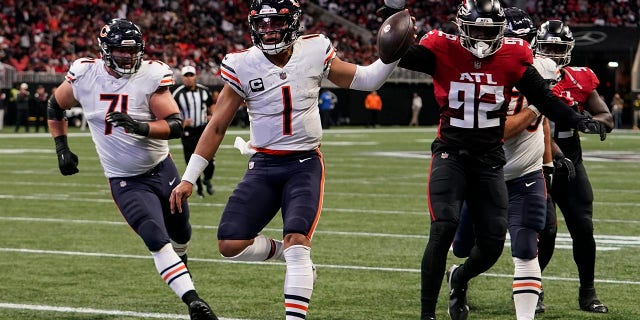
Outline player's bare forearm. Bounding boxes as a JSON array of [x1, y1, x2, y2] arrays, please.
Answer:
[[194, 84, 243, 160], [587, 90, 613, 132], [48, 119, 69, 138], [543, 119, 553, 164]]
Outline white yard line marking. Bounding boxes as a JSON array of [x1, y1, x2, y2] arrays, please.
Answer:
[[0, 302, 250, 320], [1, 247, 639, 286]]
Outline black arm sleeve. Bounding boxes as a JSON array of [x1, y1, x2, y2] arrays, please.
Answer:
[[47, 95, 66, 120], [165, 113, 184, 139], [398, 45, 436, 75], [515, 65, 584, 127]]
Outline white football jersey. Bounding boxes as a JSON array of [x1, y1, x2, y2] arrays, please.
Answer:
[[220, 34, 337, 151], [66, 58, 175, 178], [503, 57, 557, 181]]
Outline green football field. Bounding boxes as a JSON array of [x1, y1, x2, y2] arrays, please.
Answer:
[[1, 126, 639, 320]]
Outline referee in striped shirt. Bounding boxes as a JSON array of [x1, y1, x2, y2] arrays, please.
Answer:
[[173, 66, 216, 197]]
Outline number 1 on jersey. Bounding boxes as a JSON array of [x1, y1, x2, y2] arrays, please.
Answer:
[[282, 86, 292, 135]]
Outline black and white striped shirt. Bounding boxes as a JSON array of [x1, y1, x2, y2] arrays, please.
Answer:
[[172, 83, 214, 128]]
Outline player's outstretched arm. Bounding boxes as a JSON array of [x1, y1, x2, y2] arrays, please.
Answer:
[[327, 56, 398, 91], [170, 84, 243, 214], [327, 9, 419, 90]]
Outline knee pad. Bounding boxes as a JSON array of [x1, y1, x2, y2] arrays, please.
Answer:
[[137, 219, 170, 251], [509, 227, 539, 259]]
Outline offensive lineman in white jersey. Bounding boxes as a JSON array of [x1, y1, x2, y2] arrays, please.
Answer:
[[169, 0, 411, 318], [451, 8, 558, 320], [47, 19, 217, 320]]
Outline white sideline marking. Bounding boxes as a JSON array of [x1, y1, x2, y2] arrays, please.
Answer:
[[1, 247, 640, 286], [0, 302, 249, 320]]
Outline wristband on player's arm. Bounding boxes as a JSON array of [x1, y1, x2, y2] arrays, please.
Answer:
[[181, 153, 210, 185], [54, 135, 71, 153]]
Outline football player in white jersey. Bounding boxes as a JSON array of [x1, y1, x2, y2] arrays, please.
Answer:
[[169, 0, 410, 318], [47, 19, 217, 320], [450, 8, 558, 320]]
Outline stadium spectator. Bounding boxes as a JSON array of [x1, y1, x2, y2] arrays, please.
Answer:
[[0, 91, 6, 131], [172, 65, 216, 198], [409, 91, 423, 126], [14, 83, 30, 133], [632, 93, 640, 129], [610, 92, 624, 129], [319, 88, 337, 129], [32, 84, 48, 132], [364, 90, 382, 127], [169, 0, 401, 318], [46, 18, 218, 320], [4, 0, 640, 72]]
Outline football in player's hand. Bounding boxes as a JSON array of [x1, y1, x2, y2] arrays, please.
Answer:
[[377, 10, 415, 64]]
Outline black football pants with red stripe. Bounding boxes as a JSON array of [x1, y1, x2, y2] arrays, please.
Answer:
[[420, 146, 508, 318]]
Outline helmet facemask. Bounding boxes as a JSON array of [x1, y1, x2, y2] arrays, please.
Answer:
[[100, 42, 144, 77], [457, 19, 505, 58], [536, 40, 573, 67]]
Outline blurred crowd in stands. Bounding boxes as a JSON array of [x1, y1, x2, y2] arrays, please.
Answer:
[[1, 0, 640, 75]]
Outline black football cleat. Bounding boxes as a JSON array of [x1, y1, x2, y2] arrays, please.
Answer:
[[447, 265, 469, 320], [579, 287, 608, 313], [188, 300, 218, 320], [535, 289, 546, 313]]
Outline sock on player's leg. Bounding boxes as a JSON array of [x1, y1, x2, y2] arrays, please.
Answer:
[[284, 245, 314, 320], [152, 243, 195, 298], [512, 257, 542, 320]]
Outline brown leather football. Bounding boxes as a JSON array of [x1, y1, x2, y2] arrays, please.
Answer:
[[377, 10, 414, 64]]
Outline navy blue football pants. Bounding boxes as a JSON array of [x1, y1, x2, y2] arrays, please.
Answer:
[[109, 156, 191, 251]]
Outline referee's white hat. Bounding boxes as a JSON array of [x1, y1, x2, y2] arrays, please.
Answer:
[[181, 66, 196, 76]]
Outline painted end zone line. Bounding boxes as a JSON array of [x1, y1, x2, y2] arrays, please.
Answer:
[[0, 303, 250, 320]]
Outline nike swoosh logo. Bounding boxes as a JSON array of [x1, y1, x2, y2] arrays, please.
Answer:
[[525, 181, 536, 187], [169, 177, 177, 186], [299, 157, 312, 163]]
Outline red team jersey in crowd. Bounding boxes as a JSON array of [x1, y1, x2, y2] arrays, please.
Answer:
[[418, 30, 533, 153]]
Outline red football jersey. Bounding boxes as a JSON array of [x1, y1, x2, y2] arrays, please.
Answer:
[[552, 66, 600, 113], [419, 30, 533, 153]]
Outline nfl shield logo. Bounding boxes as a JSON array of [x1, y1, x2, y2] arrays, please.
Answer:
[[280, 72, 287, 80], [120, 181, 127, 188], [474, 61, 481, 69], [248, 161, 255, 169], [441, 152, 449, 159]]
